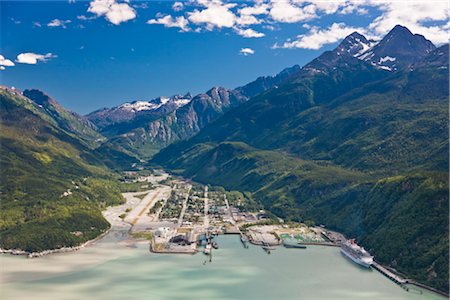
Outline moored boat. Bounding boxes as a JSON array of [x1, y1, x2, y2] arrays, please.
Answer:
[[240, 235, 249, 248], [340, 239, 373, 268], [204, 244, 212, 255], [283, 240, 307, 249]]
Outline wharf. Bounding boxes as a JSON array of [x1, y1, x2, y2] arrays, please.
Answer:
[[297, 241, 339, 247], [372, 262, 407, 285], [149, 239, 197, 254], [372, 262, 449, 298]]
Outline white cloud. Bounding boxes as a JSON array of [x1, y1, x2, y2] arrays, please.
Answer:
[[77, 15, 97, 21], [339, 4, 368, 15], [236, 14, 261, 26], [16, 53, 57, 65], [133, 2, 148, 9], [269, 1, 316, 23], [240, 47, 255, 55], [11, 18, 21, 24], [276, 22, 364, 50], [147, 15, 190, 31], [367, 1, 450, 44], [172, 2, 184, 12], [238, 3, 269, 16], [235, 28, 265, 38], [273, 1, 449, 50], [87, 0, 136, 25], [47, 19, 72, 28], [307, 1, 341, 14], [79, 0, 450, 49], [0, 55, 15, 69], [188, 0, 237, 30]]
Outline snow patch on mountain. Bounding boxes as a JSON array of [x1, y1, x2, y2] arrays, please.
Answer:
[[120, 101, 162, 112], [118, 96, 191, 113], [379, 56, 396, 63]]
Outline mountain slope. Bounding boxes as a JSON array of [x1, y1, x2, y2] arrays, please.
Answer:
[[152, 28, 449, 292], [357, 25, 436, 71], [0, 87, 125, 252], [87, 65, 303, 159], [22, 89, 104, 147]]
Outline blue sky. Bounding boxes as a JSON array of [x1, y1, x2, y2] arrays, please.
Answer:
[[1, 0, 448, 114]]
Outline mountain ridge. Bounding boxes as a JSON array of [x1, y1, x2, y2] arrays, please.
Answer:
[[151, 26, 449, 292]]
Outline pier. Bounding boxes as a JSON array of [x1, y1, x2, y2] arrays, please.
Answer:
[[372, 262, 407, 285], [372, 261, 450, 298]]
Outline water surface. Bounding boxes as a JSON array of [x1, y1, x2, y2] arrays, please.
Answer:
[[0, 234, 445, 300]]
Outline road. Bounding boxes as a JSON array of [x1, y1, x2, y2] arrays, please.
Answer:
[[223, 194, 236, 225], [177, 186, 192, 226], [204, 186, 209, 229]]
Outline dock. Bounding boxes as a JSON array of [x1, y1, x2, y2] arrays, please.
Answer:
[[372, 261, 450, 298], [297, 241, 339, 247], [372, 262, 407, 285]]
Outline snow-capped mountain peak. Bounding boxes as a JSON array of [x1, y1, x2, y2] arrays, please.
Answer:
[[336, 32, 374, 57], [355, 25, 435, 71], [119, 101, 161, 112], [118, 94, 192, 113]]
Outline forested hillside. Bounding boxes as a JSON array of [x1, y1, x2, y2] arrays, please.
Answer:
[[0, 88, 128, 252], [152, 29, 449, 291]]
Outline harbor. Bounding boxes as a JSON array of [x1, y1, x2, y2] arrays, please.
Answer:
[[2, 170, 446, 300], [1, 235, 446, 300], [102, 171, 449, 299]]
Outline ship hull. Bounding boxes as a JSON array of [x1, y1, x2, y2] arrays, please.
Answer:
[[340, 248, 372, 268], [283, 243, 307, 249]]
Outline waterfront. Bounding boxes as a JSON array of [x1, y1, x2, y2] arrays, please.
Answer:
[[0, 234, 445, 300]]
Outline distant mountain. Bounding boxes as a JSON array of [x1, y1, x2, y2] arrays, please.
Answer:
[[87, 65, 303, 159], [87, 93, 193, 130], [96, 87, 247, 158], [152, 26, 449, 292], [0, 87, 132, 252], [234, 64, 301, 97], [22, 89, 104, 147]]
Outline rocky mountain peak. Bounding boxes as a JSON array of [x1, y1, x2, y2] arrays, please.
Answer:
[[357, 24, 436, 71], [23, 89, 58, 107], [336, 31, 373, 57]]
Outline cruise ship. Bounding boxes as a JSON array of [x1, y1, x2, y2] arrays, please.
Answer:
[[340, 239, 373, 268]]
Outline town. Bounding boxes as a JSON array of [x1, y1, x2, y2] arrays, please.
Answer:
[[114, 170, 342, 256]]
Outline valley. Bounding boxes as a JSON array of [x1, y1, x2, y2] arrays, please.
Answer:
[[1, 23, 448, 297]]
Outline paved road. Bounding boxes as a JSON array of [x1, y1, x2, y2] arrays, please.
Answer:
[[177, 186, 192, 226], [204, 188, 209, 229], [223, 194, 236, 225]]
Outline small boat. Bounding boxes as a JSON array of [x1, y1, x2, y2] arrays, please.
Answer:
[[240, 235, 249, 248], [203, 244, 212, 255], [262, 242, 275, 253], [283, 240, 307, 249], [262, 245, 275, 251], [212, 241, 219, 249]]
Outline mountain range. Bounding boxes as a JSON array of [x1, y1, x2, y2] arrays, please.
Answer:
[[1, 25, 448, 292], [152, 25, 449, 291], [86, 64, 301, 158]]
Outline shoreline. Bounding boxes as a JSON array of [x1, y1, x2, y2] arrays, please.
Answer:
[[1, 227, 448, 298], [1, 174, 448, 298], [0, 226, 112, 259]]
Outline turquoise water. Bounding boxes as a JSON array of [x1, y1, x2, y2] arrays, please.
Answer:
[[0, 235, 445, 300]]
